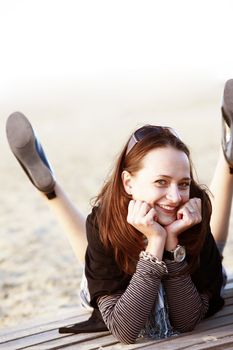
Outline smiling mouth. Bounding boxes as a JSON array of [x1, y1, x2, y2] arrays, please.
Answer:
[[156, 204, 177, 215]]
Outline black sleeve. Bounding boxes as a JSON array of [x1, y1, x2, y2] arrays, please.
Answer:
[[191, 227, 224, 317], [85, 207, 131, 308]]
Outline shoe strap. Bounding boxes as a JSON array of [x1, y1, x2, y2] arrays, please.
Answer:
[[46, 190, 56, 199]]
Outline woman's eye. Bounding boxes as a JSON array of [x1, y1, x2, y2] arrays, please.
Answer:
[[179, 182, 190, 189], [155, 180, 167, 186]]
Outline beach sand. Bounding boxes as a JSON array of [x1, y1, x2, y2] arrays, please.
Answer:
[[1, 77, 233, 329]]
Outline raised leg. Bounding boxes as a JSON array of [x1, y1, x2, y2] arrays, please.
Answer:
[[209, 149, 233, 254], [40, 183, 87, 263], [209, 79, 233, 254], [6, 112, 87, 264]]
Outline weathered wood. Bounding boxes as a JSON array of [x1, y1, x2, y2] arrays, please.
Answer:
[[0, 311, 90, 345], [15, 332, 114, 350], [0, 307, 89, 341], [224, 296, 233, 306], [135, 324, 233, 350], [0, 282, 232, 350]]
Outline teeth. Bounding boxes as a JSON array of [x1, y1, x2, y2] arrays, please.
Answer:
[[158, 204, 176, 211]]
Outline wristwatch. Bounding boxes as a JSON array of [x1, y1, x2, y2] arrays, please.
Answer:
[[163, 245, 186, 262]]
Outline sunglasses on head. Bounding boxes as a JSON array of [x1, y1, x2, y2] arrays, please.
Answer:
[[125, 125, 180, 155]]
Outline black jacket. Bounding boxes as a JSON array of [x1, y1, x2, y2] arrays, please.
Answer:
[[85, 206, 224, 316]]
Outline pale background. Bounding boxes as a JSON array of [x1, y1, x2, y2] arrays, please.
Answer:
[[0, 0, 233, 329]]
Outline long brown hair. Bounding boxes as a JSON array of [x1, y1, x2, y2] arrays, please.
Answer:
[[94, 125, 212, 275]]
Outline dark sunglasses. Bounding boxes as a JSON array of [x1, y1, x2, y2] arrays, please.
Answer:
[[126, 125, 180, 155]]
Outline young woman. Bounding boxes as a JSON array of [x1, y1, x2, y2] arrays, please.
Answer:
[[6, 80, 233, 344]]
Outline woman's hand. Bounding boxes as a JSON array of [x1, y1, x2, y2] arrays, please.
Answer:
[[165, 197, 202, 250], [127, 200, 166, 238], [127, 200, 167, 259]]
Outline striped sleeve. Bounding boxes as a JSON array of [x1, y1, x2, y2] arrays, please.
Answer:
[[97, 254, 167, 344], [163, 259, 209, 332]]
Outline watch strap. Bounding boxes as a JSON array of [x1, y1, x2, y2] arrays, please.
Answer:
[[163, 250, 175, 260], [163, 245, 186, 262]]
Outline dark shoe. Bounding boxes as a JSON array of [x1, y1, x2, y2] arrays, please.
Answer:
[[222, 79, 233, 173], [6, 112, 56, 197]]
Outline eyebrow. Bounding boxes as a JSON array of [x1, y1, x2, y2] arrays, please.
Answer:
[[156, 175, 191, 181]]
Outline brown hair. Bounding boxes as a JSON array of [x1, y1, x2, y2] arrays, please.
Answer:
[[94, 125, 212, 275]]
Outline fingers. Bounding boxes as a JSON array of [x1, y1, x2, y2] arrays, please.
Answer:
[[188, 198, 202, 223], [129, 200, 149, 219], [177, 197, 202, 226], [187, 198, 201, 214], [127, 200, 166, 240], [146, 207, 158, 224], [127, 200, 156, 226]]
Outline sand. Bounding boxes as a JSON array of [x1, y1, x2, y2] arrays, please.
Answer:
[[0, 77, 233, 330]]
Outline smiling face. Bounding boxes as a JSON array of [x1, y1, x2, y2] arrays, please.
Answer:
[[122, 146, 191, 226]]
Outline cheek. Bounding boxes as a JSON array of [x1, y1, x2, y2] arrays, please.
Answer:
[[133, 189, 164, 204], [181, 191, 190, 203], [131, 185, 159, 202]]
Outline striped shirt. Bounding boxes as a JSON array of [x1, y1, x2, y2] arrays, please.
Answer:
[[97, 254, 209, 344]]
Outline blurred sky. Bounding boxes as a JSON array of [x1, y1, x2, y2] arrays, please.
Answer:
[[1, 0, 233, 102]]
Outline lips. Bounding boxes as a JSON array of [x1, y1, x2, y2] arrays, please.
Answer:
[[156, 204, 178, 215]]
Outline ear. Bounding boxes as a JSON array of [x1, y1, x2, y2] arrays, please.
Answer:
[[121, 170, 133, 195]]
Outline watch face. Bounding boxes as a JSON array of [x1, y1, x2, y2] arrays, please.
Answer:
[[174, 245, 186, 262]]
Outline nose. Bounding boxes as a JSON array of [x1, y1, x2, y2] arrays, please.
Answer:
[[166, 184, 182, 204]]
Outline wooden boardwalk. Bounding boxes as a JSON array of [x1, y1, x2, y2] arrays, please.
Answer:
[[1, 279, 233, 350]]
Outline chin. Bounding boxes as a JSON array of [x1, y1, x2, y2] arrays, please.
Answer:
[[157, 215, 176, 226]]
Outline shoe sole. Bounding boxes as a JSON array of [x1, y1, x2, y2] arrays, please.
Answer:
[[222, 79, 233, 125], [6, 112, 55, 193], [222, 80, 233, 168]]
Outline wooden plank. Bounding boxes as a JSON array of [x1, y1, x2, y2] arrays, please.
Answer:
[[0, 313, 90, 345], [224, 296, 233, 306], [185, 336, 233, 350], [225, 279, 233, 290], [202, 304, 233, 319], [64, 337, 154, 350], [131, 323, 233, 350], [1, 285, 232, 350], [0, 308, 89, 342], [15, 309, 232, 350], [2, 318, 230, 350], [195, 313, 233, 331], [0, 332, 112, 350], [1, 304, 232, 350], [14, 333, 116, 350], [0, 317, 111, 350], [1, 329, 82, 350], [99, 295, 233, 350], [102, 324, 233, 350], [2, 306, 232, 350], [223, 288, 233, 299]]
